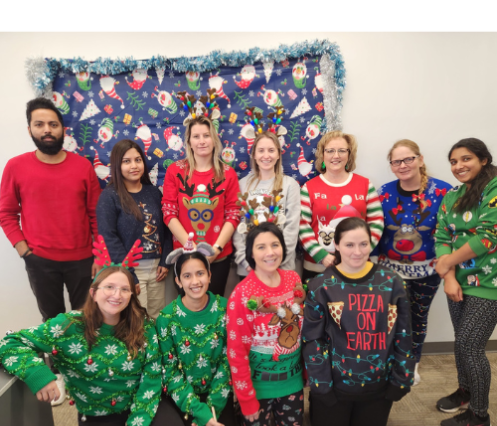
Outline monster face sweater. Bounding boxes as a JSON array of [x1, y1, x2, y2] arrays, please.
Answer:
[[156, 293, 232, 426], [226, 270, 304, 416], [299, 173, 384, 273], [0, 312, 161, 426], [434, 177, 497, 300], [302, 264, 414, 401], [374, 178, 452, 279]]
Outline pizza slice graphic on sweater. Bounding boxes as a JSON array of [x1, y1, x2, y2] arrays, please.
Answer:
[[387, 303, 398, 334], [327, 302, 344, 329]]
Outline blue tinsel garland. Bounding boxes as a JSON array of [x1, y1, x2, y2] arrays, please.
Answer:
[[25, 39, 346, 103]]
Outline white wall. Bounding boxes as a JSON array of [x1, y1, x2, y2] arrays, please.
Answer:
[[1, 32, 497, 342]]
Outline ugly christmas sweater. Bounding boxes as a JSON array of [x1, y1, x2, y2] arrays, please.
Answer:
[[226, 270, 304, 416], [299, 173, 384, 273], [97, 184, 172, 266], [434, 177, 497, 300], [0, 151, 101, 261], [302, 264, 414, 401], [0, 311, 161, 425], [161, 160, 240, 258], [156, 293, 231, 426], [233, 175, 301, 276], [373, 177, 452, 279]]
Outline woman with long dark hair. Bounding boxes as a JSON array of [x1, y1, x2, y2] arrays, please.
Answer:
[[97, 139, 172, 319], [0, 264, 162, 426], [434, 138, 497, 426]]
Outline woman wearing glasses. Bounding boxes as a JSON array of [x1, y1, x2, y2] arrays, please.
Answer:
[[372, 139, 452, 385], [299, 131, 384, 283], [0, 265, 162, 426]]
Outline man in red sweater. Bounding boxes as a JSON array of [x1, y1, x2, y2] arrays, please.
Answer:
[[0, 97, 101, 322]]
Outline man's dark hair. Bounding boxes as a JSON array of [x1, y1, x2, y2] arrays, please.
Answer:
[[26, 97, 64, 127]]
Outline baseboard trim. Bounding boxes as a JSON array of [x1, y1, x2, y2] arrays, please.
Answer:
[[423, 340, 497, 355]]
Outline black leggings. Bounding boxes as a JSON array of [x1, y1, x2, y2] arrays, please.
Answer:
[[242, 390, 304, 426], [310, 394, 392, 426], [152, 394, 236, 426], [448, 294, 497, 417]]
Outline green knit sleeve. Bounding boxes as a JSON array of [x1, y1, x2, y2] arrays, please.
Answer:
[[0, 315, 68, 394], [434, 193, 455, 258], [126, 319, 162, 426], [157, 304, 212, 426], [206, 297, 231, 420]]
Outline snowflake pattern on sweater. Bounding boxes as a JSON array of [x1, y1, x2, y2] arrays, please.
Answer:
[[226, 270, 304, 416], [0, 312, 161, 426], [156, 293, 231, 426]]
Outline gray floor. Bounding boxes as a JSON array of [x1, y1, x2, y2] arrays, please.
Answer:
[[53, 353, 497, 426]]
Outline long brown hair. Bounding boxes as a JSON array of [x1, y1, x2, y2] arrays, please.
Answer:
[[109, 139, 152, 221], [387, 139, 429, 195], [184, 116, 225, 181], [75, 266, 148, 358], [315, 131, 358, 174], [448, 138, 497, 212], [247, 131, 283, 192]]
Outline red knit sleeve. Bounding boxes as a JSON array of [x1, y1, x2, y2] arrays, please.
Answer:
[[85, 161, 101, 241], [223, 166, 241, 229], [161, 162, 182, 226], [0, 158, 25, 246], [226, 282, 260, 416]]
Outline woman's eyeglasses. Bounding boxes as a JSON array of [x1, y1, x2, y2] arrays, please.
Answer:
[[390, 155, 419, 167], [96, 285, 132, 296], [324, 148, 350, 156]]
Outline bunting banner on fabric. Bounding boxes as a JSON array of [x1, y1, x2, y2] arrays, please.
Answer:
[[25, 39, 346, 188]]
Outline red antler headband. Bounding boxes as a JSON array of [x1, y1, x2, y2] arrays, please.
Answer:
[[92, 235, 144, 279]]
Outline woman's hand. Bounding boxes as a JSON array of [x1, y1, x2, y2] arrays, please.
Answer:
[[206, 419, 225, 426], [246, 266, 252, 273], [435, 255, 452, 278], [244, 410, 262, 423], [36, 380, 60, 403], [321, 254, 335, 269], [444, 273, 463, 303], [156, 266, 169, 282], [207, 246, 222, 264]]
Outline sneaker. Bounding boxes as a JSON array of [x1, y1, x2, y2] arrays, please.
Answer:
[[51, 374, 66, 406], [413, 363, 421, 386], [440, 409, 490, 426], [437, 388, 470, 413]]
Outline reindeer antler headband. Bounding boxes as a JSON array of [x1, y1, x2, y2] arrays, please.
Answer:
[[236, 189, 285, 234], [166, 232, 216, 276], [92, 235, 143, 280], [176, 89, 221, 126], [243, 106, 288, 137]]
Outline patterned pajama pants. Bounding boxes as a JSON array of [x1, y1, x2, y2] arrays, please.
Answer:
[[243, 390, 304, 426], [448, 294, 497, 417], [405, 274, 441, 362]]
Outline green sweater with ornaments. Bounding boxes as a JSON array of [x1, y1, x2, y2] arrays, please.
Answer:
[[0, 312, 162, 426], [435, 177, 497, 300], [156, 293, 231, 426]]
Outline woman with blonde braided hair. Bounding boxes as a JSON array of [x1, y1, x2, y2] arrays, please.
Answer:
[[371, 139, 452, 385]]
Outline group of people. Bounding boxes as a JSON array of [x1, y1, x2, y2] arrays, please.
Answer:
[[0, 96, 496, 426]]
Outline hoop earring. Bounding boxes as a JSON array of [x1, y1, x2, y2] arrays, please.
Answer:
[[321, 161, 326, 171]]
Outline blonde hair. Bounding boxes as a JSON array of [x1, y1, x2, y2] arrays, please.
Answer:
[[247, 131, 283, 192], [315, 131, 358, 174], [184, 116, 225, 181], [387, 139, 428, 195]]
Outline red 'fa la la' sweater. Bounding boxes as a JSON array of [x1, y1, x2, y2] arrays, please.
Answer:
[[0, 151, 101, 261], [161, 160, 240, 258]]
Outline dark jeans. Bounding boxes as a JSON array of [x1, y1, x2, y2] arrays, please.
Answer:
[[24, 254, 93, 321], [174, 255, 232, 298], [78, 410, 129, 425], [310, 393, 393, 426], [152, 393, 236, 426]]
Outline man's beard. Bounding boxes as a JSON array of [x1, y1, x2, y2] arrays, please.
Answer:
[[32, 134, 64, 155]]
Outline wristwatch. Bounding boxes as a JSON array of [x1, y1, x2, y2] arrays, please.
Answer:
[[214, 244, 224, 253]]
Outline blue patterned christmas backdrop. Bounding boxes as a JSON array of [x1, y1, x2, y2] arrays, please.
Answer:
[[26, 40, 346, 189]]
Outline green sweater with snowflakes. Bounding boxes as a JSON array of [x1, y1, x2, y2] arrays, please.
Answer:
[[156, 293, 231, 426], [434, 177, 497, 300], [0, 312, 162, 426]]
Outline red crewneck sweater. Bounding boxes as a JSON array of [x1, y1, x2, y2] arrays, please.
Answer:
[[0, 151, 101, 261]]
